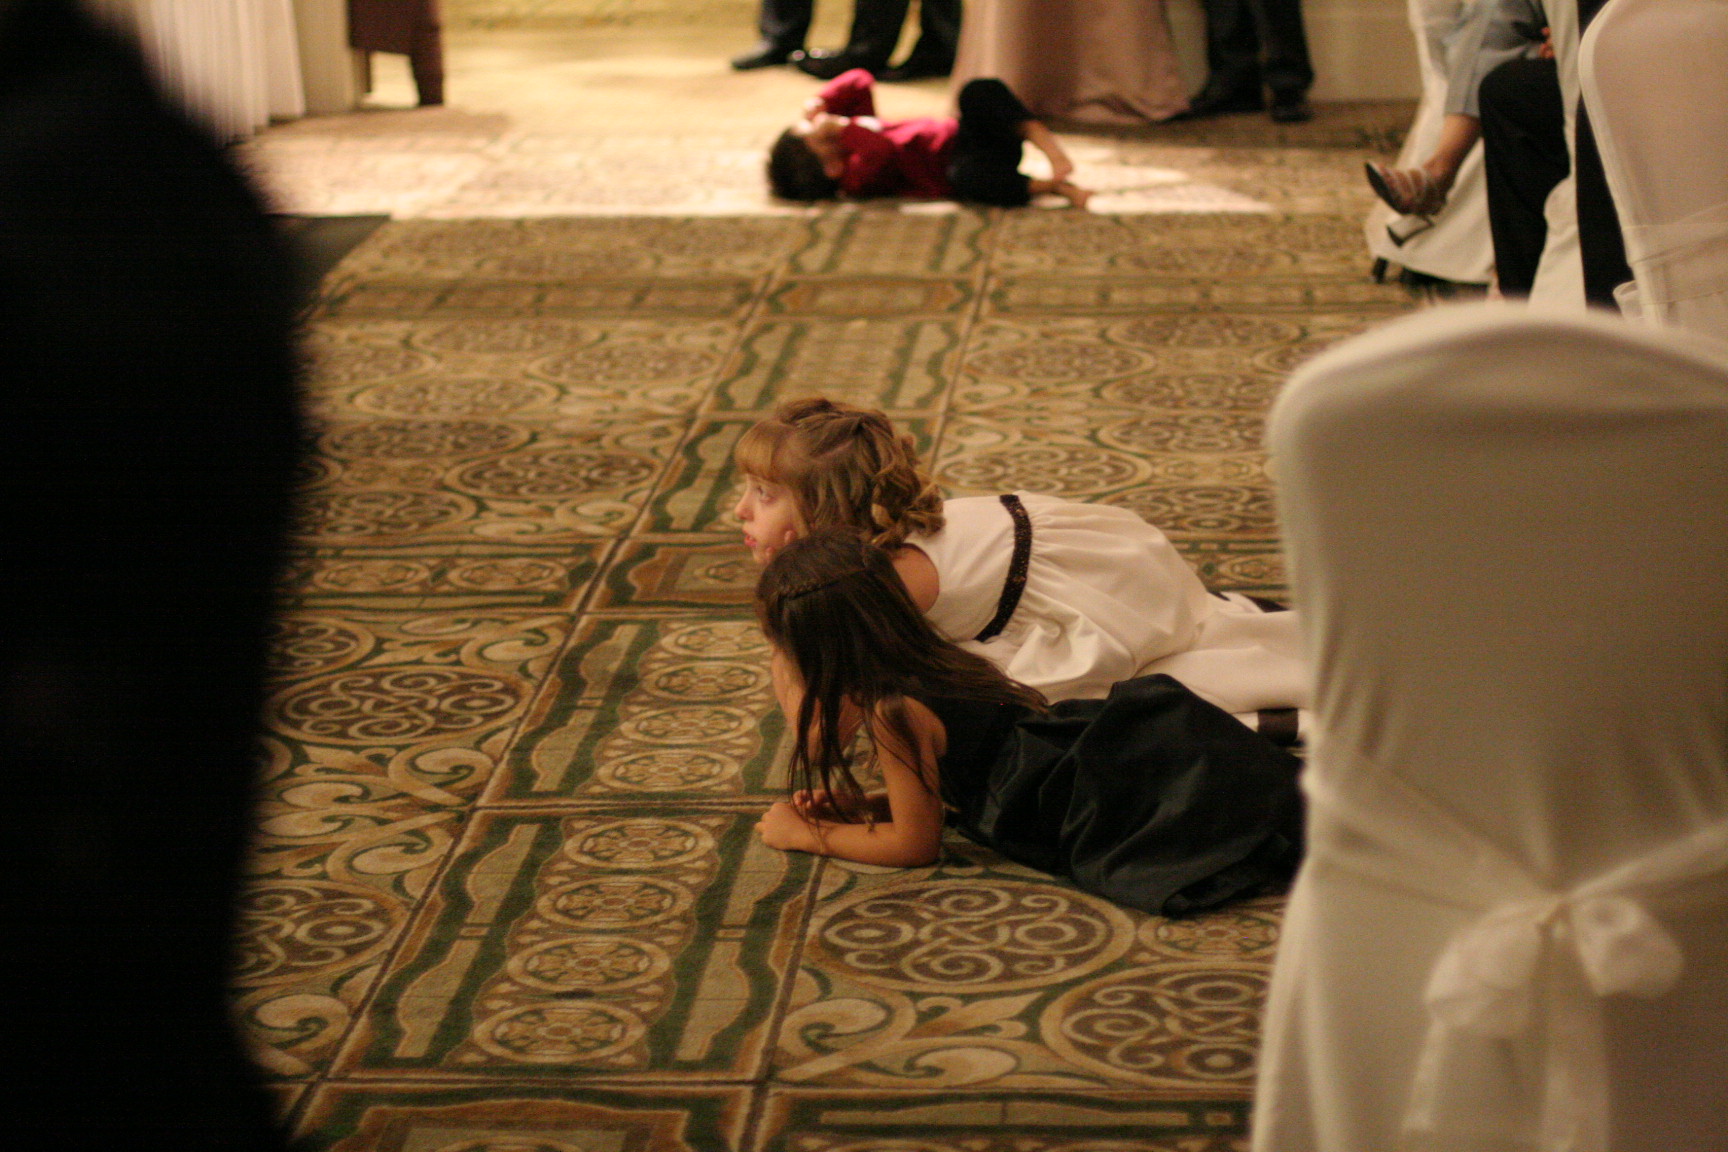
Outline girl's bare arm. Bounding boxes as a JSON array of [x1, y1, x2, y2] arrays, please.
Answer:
[[757, 699, 946, 867], [1021, 120, 1073, 183], [1028, 177, 1092, 209]]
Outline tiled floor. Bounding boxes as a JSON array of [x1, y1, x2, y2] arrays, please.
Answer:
[[260, 206, 1413, 1149]]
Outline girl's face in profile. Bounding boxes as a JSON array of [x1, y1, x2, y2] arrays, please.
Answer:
[[733, 475, 803, 565]]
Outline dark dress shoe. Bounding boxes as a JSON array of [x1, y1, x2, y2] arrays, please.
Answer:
[[731, 41, 795, 70], [879, 55, 952, 82], [1269, 91, 1314, 123], [1174, 86, 1264, 120], [792, 48, 883, 80]]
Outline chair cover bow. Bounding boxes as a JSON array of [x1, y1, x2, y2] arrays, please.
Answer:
[[1303, 756, 1728, 1152], [1426, 892, 1684, 1038]]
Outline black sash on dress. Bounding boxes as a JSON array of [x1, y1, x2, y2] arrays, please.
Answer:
[[975, 493, 1031, 642]]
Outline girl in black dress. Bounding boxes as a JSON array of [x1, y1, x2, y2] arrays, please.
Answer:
[[755, 529, 1305, 916]]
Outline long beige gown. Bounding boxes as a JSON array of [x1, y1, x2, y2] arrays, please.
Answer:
[[950, 0, 1191, 125]]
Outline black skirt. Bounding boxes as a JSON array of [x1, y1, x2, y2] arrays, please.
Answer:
[[926, 675, 1305, 915]]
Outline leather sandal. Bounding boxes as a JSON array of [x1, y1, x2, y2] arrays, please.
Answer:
[[1365, 162, 1449, 217]]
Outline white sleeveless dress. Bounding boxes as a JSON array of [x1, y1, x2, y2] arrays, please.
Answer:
[[913, 493, 1311, 714]]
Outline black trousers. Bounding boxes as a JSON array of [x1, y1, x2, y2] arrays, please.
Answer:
[[1479, 56, 1567, 297], [848, 0, 960, 66], [1573, 101, 1631, 307], [757, 0, 810, 48], [1200, 0, 1314, 97], [758, 0, 962, 66], [1478, 55, 1630, 305], [948, 79, 1034, 207]]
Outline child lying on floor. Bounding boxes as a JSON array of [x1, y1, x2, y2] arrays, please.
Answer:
[[767, 70, 1092, 208], [732, 397, 1311, 731], [752, 530, 1304, 916]]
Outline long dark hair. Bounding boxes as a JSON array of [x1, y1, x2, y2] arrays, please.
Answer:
[[757, 529, 1045, 820]]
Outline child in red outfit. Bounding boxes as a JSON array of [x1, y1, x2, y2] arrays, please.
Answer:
[[768, 70, 1091, 208]]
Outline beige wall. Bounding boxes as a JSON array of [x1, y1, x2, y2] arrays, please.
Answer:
[[293, 0, 362, 114], [1305, 0, 1422, 100]]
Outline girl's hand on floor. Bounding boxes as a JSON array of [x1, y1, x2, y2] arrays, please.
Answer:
[[757, 800, 819, 852], [792, 789, 842, 819], [795, 788, 891, 822]]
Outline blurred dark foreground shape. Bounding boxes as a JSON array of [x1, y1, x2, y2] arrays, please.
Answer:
[[0, 0, 301, 1146]]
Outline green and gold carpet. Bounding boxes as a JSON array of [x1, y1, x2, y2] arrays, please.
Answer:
[[250, 205, 1412, 1150]]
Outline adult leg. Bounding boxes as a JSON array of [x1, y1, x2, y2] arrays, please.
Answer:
[[408, 16, 444, 105], [841, 0, 911, 70], [1571, 0, 1630, 307], [1254, 0, 1314, 119], [795, 0, 904, 77], [949, 79, 1034, 206], [760, 0, 815, 49], [882, 0, 959, 79], [734, 0, 812, 68], [1478, 56, 1567, 296], [1364, 113, 1480, 216], [1573, 104, 1631, 307], [1188, 0, 1265, 113]]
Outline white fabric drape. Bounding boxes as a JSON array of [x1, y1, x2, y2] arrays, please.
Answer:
[[119, 0, 305, 141], [1252, 303, 1728, 1152], [1580, 0, 1728, 340], [1365, 0, 1495, 285]]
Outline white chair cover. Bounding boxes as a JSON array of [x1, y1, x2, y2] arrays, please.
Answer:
[[1580, 0, 1728, 340], [1365, 0, 1495, 286], [1253, 303, 1728, 1152]]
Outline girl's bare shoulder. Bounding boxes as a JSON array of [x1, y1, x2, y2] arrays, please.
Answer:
[[889, 544, 939, 611], [876, 693, 947, 760]]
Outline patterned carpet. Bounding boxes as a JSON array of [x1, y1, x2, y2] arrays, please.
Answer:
[[254, 205, 1413, 1149]]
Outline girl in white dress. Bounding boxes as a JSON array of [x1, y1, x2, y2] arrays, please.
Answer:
[[731, 398, 1311, 726]]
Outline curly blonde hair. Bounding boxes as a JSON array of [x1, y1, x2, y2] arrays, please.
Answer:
[[734, 398, 945, 549]]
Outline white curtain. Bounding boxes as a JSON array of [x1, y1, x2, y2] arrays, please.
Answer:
[[96, 0, 306, 141]]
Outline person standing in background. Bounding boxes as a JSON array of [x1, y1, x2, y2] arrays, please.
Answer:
[[1182, 0, 1315, 123], [732, 0, 821, 69], [733, 0, 960, 82], [1475, 0, 1629, 305]]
